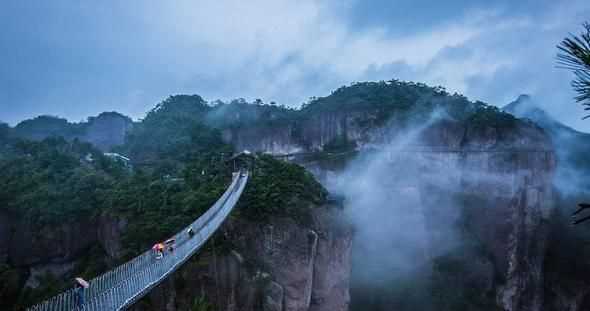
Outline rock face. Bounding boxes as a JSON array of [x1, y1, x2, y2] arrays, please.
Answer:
[[0, 212, 126, 268], [222, 110, 380, 154], [410, 146, 554, 311], [83, 112, 133, 151], [223, 124, 303, 155], [130, 204, 353, 311], [0, 211, 126, 310], [228, 111, 557, 311], [308, 208, 352, 311]]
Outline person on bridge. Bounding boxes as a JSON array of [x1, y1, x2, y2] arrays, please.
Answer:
[[165, 238, 176, 253], [187, 227, 195, 238], [74, 277, 89, 309], [153, 243, 165, 259]]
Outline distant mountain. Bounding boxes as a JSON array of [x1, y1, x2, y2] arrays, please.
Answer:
[[82, 112, 134, 151], [504, 95, 588, 138], [503, 94, 590, 194]]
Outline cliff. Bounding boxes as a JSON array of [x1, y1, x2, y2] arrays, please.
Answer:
[[83, 112, 134, 151], [223, 100, 558, 311], [0, 211, 126, 309], [503, 95, 590, 311]]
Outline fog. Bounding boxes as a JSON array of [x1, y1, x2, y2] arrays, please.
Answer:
[[332, 122, 439, 285], [318, 109, 563, 308]]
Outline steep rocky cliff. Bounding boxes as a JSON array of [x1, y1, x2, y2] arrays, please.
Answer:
[[417, 122, 554, 311], [225, 103, 558, 311], [503, 95, 590, 311], [0, 210, 127, 309], [83, 112, 134, 151], [222, 110, 380, 155]]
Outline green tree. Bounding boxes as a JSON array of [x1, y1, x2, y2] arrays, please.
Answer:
[[557, 22, 590, 118]]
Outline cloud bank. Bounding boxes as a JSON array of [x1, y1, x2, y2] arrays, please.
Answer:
[[1, 0, 590, 131]]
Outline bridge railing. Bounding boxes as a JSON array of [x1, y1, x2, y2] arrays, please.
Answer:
[[27, 171, 248, 311]]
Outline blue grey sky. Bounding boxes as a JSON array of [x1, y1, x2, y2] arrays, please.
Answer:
[[1, 1, 590, 131]]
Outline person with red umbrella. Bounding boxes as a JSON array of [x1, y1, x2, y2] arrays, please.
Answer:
[[153, 242, 165, 259]]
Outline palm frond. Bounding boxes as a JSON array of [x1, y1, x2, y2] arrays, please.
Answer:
[[557, 22, 590, 118]]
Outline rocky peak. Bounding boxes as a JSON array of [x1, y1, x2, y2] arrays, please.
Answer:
[[503, 95, 557, 129], [502, 94, 590, 140], [84, 112, 133, 151]]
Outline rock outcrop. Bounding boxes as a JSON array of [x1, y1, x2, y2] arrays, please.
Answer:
[[83, 112, 133, 151], [222, 110, 379, 154], [227, 109, 557, 311], [504, 95, 590, 310], [0, 213, 126, 267], [0, 211, 126, 310]]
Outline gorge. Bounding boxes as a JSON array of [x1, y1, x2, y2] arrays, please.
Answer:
[[2, 81, 590, 311]]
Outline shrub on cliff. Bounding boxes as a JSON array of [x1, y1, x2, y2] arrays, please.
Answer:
[[206, 98, 297, 129], [466, 105, 518, 130], [237, 154, 328, 224]]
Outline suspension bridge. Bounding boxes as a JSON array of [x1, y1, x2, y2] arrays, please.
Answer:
[[27, 171, 249, 311]]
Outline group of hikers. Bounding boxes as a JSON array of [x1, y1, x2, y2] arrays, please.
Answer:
[[152, 227, 195, 259], [152, 239, 173, 259], [73, 226, 198, 309]]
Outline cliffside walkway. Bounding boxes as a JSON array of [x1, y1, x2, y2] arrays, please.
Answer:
[[27, 171, 249, 311]]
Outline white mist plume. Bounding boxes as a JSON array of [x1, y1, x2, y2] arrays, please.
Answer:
[[327, 109, 538, 290], [328, 111, 459, 286]]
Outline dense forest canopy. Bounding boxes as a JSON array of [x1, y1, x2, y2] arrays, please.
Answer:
[[0, 79, 533, 231]]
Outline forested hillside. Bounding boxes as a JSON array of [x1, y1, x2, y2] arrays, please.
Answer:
[[0, 95, 326, 310]]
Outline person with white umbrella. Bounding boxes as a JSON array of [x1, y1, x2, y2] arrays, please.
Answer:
[[74, 277, 89, 309]]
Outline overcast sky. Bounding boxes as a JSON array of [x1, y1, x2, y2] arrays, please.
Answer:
[[1, 1, 590, 131]]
